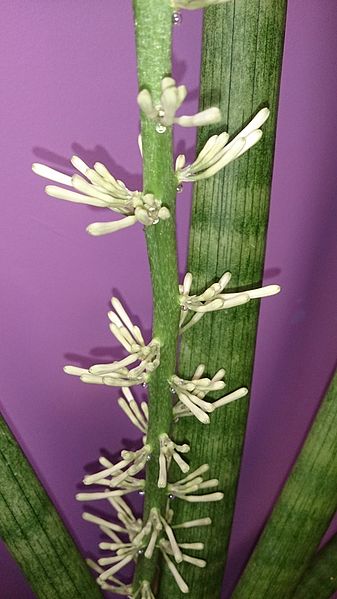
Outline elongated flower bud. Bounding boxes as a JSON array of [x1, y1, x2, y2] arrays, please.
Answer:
[[137, 76, 221, 133], [176, 108, 270, 182], [179, 270, 280, 333]]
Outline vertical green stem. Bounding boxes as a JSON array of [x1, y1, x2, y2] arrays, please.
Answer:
[[0, 415, 102, 599], [132, 0, 179, 591]]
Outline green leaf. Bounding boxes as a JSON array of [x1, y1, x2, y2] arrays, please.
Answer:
[[158, 2, 287, 597], [0, 415, 102, 598], [232, 369, 337, 598], [292, 533, 337, 599]]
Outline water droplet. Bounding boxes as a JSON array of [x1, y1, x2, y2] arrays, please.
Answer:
[[172, 11, 182, 25], [169, 494, 176, 500], [142, 382, 148, 388], [181, 304, 188, 312], [170, 387, 176, 394], [156, 123, 167, 134], [176, 183, 183, 193], [147, 454, 152, 461], [139, 490, 145, 496], [152, 218, 159, 225], [138, 549, 144, 555]]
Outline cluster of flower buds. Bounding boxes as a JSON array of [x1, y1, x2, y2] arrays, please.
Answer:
[[83, 497, 142, 592], [118, 387, 149, 436], [76, 445, 151, 502], [80, 453, 222, 594], [179, 271, 280, 332], [171, 363, 248, 423], [168, 464, 223, 503], [32, 157, 169, 236], [175, 107, 270, 182], [83, 499, 213, 595], [83, 496, 143, 540], [137, 77, 221, 133], [133, 580, 156, 599], [160, 538, 206, 591], [87, 559, 132, 596], [158, 433, 190, 488], [64, 297, 160, 388], [171, 0, 231, 10], [156, 508, 213, 594]]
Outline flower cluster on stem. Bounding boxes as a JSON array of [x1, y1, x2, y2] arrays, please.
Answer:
[[171, 364, 248, 424], [137, 77, 221, 133], [176, 108, 270, 182], [179, 271, 280, 333], [64, 298, 160, 388], [32, 157, 170, 236], [171, 0, 232, 10]]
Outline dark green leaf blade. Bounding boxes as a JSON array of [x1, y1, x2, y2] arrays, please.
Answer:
[[158, 2, 287, 597]]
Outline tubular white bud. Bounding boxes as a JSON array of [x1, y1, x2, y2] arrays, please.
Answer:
[[176, 107, 270, 182], [179, 270, 280, 333], [137, 76, 221, 131]]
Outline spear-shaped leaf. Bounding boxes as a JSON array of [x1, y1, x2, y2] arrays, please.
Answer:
[[0, 415, 102, 598], [232, 368, 337, 598], [292, 533, 337, 599], [158, 1, 287, 597]]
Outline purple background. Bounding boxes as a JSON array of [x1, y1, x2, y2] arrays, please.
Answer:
[[1, 2, 337, 598]]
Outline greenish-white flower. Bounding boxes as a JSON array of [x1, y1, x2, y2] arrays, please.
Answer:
[[176, 107, 270, 182], [118, 387, 149, 435], [32, 157, 169, 235], [171, 0, 232, 10], [158, 433, 190, 488], [85, 503, 212, 595], [76, 444, 150, 502], [137, 76, 221, 132], [171, 364, 248, 424], [64, 297, 160, 388], [179, 269, 280, 332]]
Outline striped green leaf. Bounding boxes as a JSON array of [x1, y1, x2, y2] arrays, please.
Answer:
[[158, 2, 287, 597], [0, 416, 102, 598]]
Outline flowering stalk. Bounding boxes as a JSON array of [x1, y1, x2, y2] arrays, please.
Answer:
[[132, 0, 181, 589], [30, 1, 285, 597]]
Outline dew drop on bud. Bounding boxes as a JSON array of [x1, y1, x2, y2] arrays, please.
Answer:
[[138, 490, 145, 496], [138, 549, 144, 555], [142, 382, 148, 388], [176, 183, 183, 193], [156, 123, 167, 134], [169, 494, 176, 500], [172, 11, 182, 25]]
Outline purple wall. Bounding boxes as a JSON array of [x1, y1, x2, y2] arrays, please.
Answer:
[[1, 2, 336, 598]]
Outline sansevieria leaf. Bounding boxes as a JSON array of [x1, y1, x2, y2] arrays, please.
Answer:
[[158, 1, 287, 598]]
